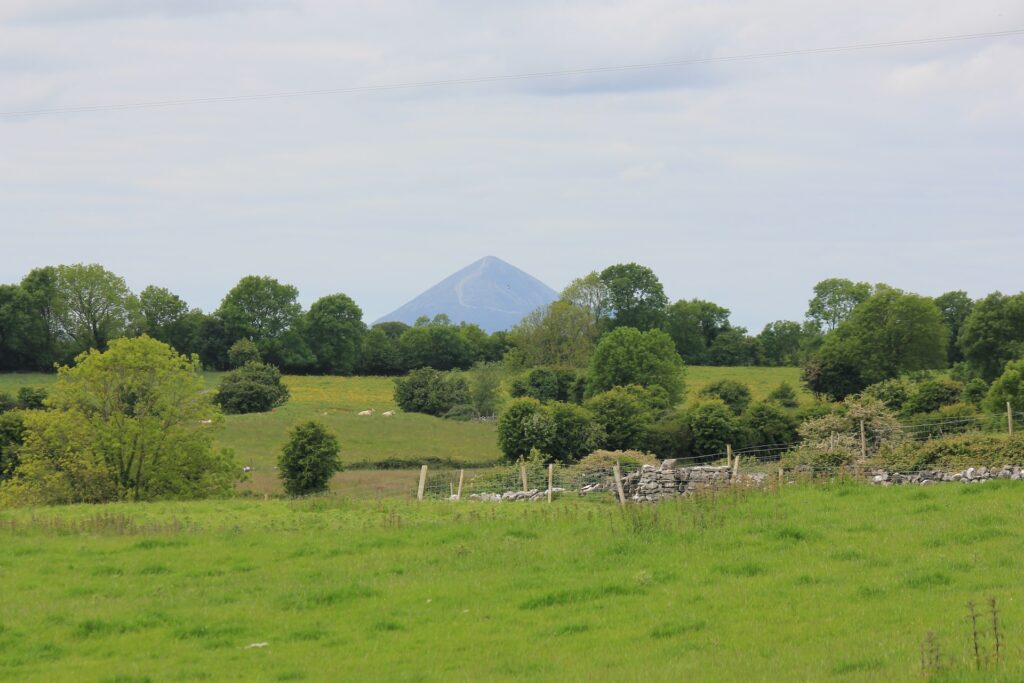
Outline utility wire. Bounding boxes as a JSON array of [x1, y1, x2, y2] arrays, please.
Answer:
[[2, 27, 1023, 118]]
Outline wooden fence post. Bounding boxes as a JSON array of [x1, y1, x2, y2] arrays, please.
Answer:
[[417, 464, 428, 501], [732, 455, 741, 479], [1008, 402, 1014, 436], [547, 464, 554, 503], [521, 463, 529, 492], [778, 468, 784, 488], [859, 420, 867, 461], [613, 462, 626, 506], [726, 443, 733, 468], [456, 469, 464, 501]]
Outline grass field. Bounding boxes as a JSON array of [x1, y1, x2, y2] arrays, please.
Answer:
[[0, 367, 812, 496], [1, 481, 1021, 682]]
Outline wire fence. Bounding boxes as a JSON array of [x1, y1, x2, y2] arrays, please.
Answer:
[[412, 408, 1024, 499]]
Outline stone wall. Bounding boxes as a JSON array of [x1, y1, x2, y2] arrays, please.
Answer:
[[870, 465, 1023, 486]]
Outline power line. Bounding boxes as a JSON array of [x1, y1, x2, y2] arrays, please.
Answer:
[[3, 27, 1023, 118]]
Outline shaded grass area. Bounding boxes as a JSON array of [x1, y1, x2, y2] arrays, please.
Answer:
[[2, 482, 1023, 681]]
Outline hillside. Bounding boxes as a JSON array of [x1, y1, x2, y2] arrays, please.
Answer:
[[374, 256, 558, 332]]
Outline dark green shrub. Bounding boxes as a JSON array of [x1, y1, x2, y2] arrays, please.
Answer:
[[393, 368, 470, 417], [0, 411, 26, 480], [903, 377, 963, 415], [686, 400, 741, 456], [742, 401, 798, 446], [214, 362, 290, 414], [985, 359, 1024, 414], [509, 368, 584, 404], [698, 380, 751, 415], [15, 387, 47, 410], [861, 378, 913, 411], [496, 397, 553, 461], [768, 382, 799, 408], [278, 421, 341, 496], [963, 378, 988, 406], [584, 386, 655, 452], [545, 402, 603, 464], [0, 393, 15, 413]]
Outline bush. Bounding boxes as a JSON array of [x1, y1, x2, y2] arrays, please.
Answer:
[[963, 378, 989, 406], [699, 380, 751, 415], [768, 382, 799, 408], [214, 362, 290, 415], [861, 377, 914, 411], [496, 398, 554, 461], [15, 387, 47, 410], [393, 368, 470, 417], [509, 367, 584, 404], [0, 411, 25, 480], [584, 386, 655, 452], [792, 396, 905, 466], [574, 450, 659, 471], [278, 421, 341, 496], [685, 400, 741, 456], [0, 393, 15, 414], [903, 377, 963, 415], [469, 362, 503, 417], [985, 359, 1024, 415], [902, 403, 982, 440], [877, 433, 1024, 472], [586, 327, 684, 403], [741, 401, 798, 446], [227, 339, 262, 368], [545, 402, 603, 464]]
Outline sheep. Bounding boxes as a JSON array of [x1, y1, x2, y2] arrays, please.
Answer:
[[357, 409, 374, 416], [198, 419, 213, 425], [382, 410, 396, 417]]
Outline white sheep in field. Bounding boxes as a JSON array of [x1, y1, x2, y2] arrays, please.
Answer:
[[382, 410, 396, 417], [357, 409, 374, 416]]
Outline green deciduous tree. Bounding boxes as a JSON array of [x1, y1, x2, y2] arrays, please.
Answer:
[[699, 380, 752, 415], [934, 290, 974, 364], [664, 299, 732, 364], [757, 320, 805, 367], [278, 421, 341, 496], [359, 327, 406, 375], [393, 368, 469, 416], [227, 339, 262, 368], [216, 275, 310, 369], [55, 263, 135, 355], [958, 292, 1024, 382], [497, 397, 554, 461], [0, 336, 236, 506], [686, 401, 741, 456], [510, 301, 599, 368], [399, 322, 472, 371], [586, 327, 684, 403], [985, 359, 1024, 415], [741, 401, 798, 446], [806, 278, 873, 332], [305, 293, 366, 375], [584, 386, 655, 452], [599, 263, 668, 331]]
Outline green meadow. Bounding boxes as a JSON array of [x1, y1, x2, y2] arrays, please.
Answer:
[[0, 366, 811, 496], [1, 482, 1022, 682]]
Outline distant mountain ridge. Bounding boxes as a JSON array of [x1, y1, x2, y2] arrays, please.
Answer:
[[374, 256, 558, 333]]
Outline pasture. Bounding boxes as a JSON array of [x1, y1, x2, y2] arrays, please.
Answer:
[[1, 481, 1022, 682], [0, 367, 811, 497]]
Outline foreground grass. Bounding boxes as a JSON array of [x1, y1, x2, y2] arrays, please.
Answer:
[[2, 482, 1022, 682]]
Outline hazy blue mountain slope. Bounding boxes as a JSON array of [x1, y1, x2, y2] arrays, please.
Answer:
[[375, 256, 558, 332]]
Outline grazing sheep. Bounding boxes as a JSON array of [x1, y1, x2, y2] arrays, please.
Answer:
[[357, 409, 374, 416], [382, 410, 396, 417], [198, 419, 213, 425]]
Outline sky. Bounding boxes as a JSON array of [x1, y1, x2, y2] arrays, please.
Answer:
[[2, 0, 1023, 332]]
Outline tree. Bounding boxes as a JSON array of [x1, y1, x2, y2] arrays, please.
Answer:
[[984, 359, 1024, 415], [586, 327, 684, 403], [216, 276, 305, 367], [665, 299, 731, 364], [0, 336, 236, 505], [278, 421, 341, 496], [305, 294, 366, 375], [0, 411, 25, 480], [497, 397, 554, 461], [958, 292, 1024, 382], [227, 339, 262, 368], [18, 267, 65, 369], [599, 263, 669, 331], [934, 290, 974, 364], [510, 301, 598, 368], [0, 284, 35, 371], [398, 323, 471, 371], [469, 362, 503, 417], [55, 263, 135, 354], [699, 380, 752, 415], [560, 272, 610, 328], [741, 401, 798, 446], [359, 327, 406, 375], [806, 278, 872, 332], [757, 320, 805, 366], [393, 368, 470, 416], [768, 382, 799, 408], [803, 287, 947, 398], [686, 401, 741, 456], [214, 362, 291, 414], [707, 327, 761, 366]]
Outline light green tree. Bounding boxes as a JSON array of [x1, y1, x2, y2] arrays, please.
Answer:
[[586, 327, 684, 403]]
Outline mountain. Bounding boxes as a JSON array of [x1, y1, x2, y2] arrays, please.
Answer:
[[375, 256, 558, 333]]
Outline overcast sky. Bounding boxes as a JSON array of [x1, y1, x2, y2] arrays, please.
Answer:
[[2, 1, 1023, 331]]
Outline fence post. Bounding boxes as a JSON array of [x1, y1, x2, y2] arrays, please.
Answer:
[[547, 464, 554, 503], [732, 455, 741, 479], [859, 419, 867, 461], [1008, 402, 1014, 436], [417, 464, 428, 501], [613, 462, 626, 506], [456, 469, 464, 501], [521, 463, 529, 492], [778, 468, 784, 488], [726, 443, 733, 468]]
